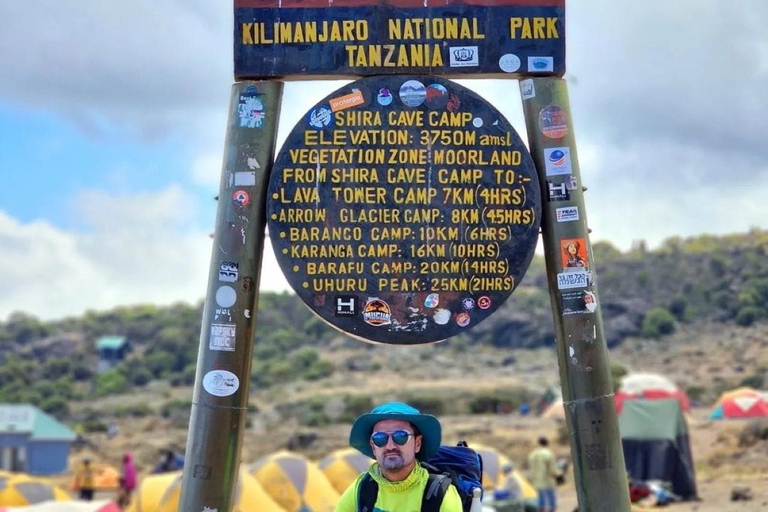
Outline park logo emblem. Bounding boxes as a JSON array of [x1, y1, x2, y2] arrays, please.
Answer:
[[362, 298, 392, 326]]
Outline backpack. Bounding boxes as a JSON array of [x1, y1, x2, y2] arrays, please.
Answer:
[[357, 442, 483, 512]]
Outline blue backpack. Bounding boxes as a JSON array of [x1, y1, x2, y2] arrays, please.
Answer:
[[357, 442, 483, 512]]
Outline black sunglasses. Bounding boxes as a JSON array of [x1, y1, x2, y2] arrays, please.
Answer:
[[370, 430, 414, 447]]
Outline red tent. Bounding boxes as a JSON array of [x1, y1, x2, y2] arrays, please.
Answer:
[[615, 373, 690, 414]]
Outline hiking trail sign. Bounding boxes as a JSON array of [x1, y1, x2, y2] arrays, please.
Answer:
[[267, 75, 541, 344], [235, 0, 565, 79]]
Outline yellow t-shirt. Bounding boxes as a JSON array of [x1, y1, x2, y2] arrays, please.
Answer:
[[527, 447, 556, 489], [334, 463, 463, 512]]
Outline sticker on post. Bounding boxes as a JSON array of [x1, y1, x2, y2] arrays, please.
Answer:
[[556, 270, 592, 290], [556, 206, 579, 222], [238, 86, 265, 128], [520, 79, 535, 100], [202, 370, 239, 397], [544, 147, 573, 176], [210, 323, 236, 352], [561, 238, 588, 269]]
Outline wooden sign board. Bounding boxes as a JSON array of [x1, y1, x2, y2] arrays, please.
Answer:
[[266, 75, 541, 344], [235, 0, 565, 79]]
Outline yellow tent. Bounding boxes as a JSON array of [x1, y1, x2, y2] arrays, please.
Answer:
[[470, 443, 537, 500], [125, 469, 286, 512], [0, 473, 70, 506], [249, 450, 340, 512], [317, 448, 373, 494]]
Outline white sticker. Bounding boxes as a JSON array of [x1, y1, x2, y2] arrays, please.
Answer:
[[472, 117, 483, 128], [498, 53, 521, 73], [449, 46, 479, 67], [247, 156, 260, 169], [433, 309, 451, 325], [528, 56, 554, 72], [215, 286, 237, 308], [520, 79, 535, 100], [544, 147, 573, 176], [555, 206, 579, 222], [556, 270, 591, 290], [218, 261, 239, 282], [210, 323, 236, 352], [202, 370, 239, 397], [234, 171, 256, 186]]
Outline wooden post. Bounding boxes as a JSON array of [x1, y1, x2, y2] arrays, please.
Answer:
[[179, 80, 283, 512], [519, 77, 631, 512]]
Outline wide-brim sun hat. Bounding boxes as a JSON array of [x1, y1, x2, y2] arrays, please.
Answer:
[[349, 402, 441, 461]]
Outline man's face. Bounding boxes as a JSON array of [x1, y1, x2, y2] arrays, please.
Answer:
[[370, 419, 422, 471]]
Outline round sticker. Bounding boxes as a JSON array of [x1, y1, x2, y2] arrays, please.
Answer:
[[377, 88, 393, 106], [267, 75, 541, 345], [425, 84, 450, 110], [456, 313, 471, 327], [215, 286, 237, 308], [477, 296, 492, 310], [434, 309, 451, 325], [233, 189, 250, 207], [498, 54, 521, 73], [399, 80, 426, 107], [539, 105, 568, 139], [308, 106, 333, 129], [202, 370, 239, 397]]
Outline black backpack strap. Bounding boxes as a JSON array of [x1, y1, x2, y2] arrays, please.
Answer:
[[422, 473, 451, 512], [357, 473, 379, 512]]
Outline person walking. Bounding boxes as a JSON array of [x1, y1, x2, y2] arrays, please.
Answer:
[[333, 401, 463, 512], [117, 452, 137, 509], [527, 437, 558, 512]]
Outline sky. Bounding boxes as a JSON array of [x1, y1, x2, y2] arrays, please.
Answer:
[[1, 1, 767, 321]]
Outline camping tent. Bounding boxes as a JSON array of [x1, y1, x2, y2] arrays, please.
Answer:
[[317, 448, 373, 494], [619, 398, 697, 500], [616, 373, 690, 413], [126, 469, 286, 512], [541, 400, 565, 421], [0, 500, 120, 512], [0, 474, 70, 506], [249, 451, 340, 512], [469, 444, 537, 501], [709, 387, 768, 419]]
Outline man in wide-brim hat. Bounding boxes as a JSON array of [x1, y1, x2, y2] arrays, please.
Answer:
[[333, 402, 462, 512]]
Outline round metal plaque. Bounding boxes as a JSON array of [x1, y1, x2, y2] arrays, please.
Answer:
[[267, 75, 541, 344]]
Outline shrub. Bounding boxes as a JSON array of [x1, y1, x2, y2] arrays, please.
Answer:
[[610, 363, 628, 391], [468, 387, 534, 415], [95, 370, 130, 397], [736, 306, 762, 327], [341, 395, 374, 422], [115, 403, 154, 418], [40, 396, 69, 417], [641, 307, 676, 338]]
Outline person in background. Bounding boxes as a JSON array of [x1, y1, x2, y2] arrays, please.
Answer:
[[499, 462, 522, 500], [527, 437, 558, 512], [118, 452, 137, 509], [74, 458, 95, 501]]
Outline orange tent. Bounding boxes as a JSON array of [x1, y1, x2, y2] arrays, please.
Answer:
[[72, 464, 120, 491]]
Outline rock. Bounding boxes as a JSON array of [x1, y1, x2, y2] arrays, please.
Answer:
[[730, 486, 753, 501]]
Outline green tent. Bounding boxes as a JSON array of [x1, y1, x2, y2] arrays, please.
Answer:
[[619, 399, 697, 499]]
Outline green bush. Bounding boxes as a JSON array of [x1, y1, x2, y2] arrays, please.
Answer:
[[739, 373, 765, 389], [40, 396, 69, 417], [161, 400, 192, 418], [95, 369, 130, 397], [115, 403, 154, 418], [610, 363, 629, 392], [736, 306, 762, 327], [342, 395, 374, 422], [641, 307, 676, 338], [468, 387, 533, 414]]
